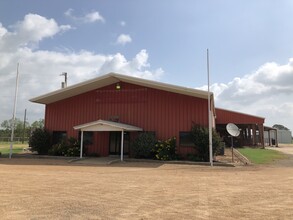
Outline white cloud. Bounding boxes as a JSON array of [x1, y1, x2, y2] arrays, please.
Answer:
[[0, 14, 71, 52], [116, 34, 132, 45], [16, 14, 70, 40], [203, 59, 293, 131], [65, 8, 105, 23], [0, 23, 7, 37], [120, 21, 126, 27], [85, 11, 105, 23], [0, 14, 164, 125], [99, 49, 163, 79]]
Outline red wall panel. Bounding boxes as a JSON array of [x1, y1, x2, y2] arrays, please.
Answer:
[[216, 108, 264, 125], [45, 82, 209, 155]]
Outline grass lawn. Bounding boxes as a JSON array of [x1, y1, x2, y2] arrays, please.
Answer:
[[238, 147, 287, 164], [0, 143, 28, 155]]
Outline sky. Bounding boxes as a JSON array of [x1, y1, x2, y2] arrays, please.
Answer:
[[0, 0, 293, 131]]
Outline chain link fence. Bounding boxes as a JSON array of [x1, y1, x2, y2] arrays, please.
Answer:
[[0, 137, 29, 143]]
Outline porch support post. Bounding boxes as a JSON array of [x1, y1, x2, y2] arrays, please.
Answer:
[[80, 130, 84, 158], [259, 124, 265, 148], [252, 124, 256, 146], [248, 125, 251, 139], [275, 129, 278, 147], [120, 129, 124, 161], [268, 129, 271, 146]]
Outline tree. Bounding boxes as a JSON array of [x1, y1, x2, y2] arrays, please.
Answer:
[[190, 124, 224, 162], [0, 118, 30, 138], [273, 124, 289, 131], [130, 132, 157, 158], [0, 118, 45, 142], [29, 128, 51, 155], [31, 119, 45, 129]]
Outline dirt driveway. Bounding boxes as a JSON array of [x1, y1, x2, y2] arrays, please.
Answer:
[[0, 156, 293, 220], [268, 144, 293, 155], [267, 144, 293, 167]]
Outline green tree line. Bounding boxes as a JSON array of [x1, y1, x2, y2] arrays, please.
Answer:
[[0, 118, 44, 142]]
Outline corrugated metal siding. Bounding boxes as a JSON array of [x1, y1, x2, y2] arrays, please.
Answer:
[[216, 108, 264, 124], [45, 82, 209, 155]]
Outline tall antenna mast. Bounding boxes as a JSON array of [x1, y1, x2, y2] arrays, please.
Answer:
[[9, 63, 20, 159], [60, 72, 67, 88], [207, 49, 213, 166]]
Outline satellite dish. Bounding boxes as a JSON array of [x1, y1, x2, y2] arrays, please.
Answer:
[[226, 123, 240, 137], [226, 123, 240, 163]]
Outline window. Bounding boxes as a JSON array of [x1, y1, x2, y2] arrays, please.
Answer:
[[52, 131, 67, 145], [79, 131, 94, 146], [179, 132, 195, 147]]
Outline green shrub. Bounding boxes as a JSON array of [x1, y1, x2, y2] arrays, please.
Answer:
[[65, 137, 80, 157], [131, 132, 156, 158], [29, 128, 51, 155], [48, 137, 80, 157], [131, 134, 178, 161], [48, 141, 67, 156], [190, 124, 224, 162], [153, 137, 177, 161]]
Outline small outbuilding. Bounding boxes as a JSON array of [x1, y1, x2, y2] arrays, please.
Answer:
[[276, 129, 292, 144]]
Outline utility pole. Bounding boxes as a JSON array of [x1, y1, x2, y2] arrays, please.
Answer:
[[22, 109, 27, 144]]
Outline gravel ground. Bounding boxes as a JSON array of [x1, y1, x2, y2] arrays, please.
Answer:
[[0, 147, 293, 220]]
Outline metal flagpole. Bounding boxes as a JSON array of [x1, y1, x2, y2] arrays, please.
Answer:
[[9, 63, 20, 159], [207, 49, 213, 166]]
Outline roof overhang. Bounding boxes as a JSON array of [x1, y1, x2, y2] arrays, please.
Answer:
[[264, 126, 277, 131], [73, 119, 143, 132], [215, 108, 265, 124], [30, 72, 213, 105]]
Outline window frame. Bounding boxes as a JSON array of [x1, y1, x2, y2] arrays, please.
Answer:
[[179, 131, 195, 147]]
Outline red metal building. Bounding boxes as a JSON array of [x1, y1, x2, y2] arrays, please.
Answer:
[[215, 108, 265, 147], [30, 73, 216, 158]]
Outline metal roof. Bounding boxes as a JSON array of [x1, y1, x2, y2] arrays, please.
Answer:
[[216, 108, 265, 124], [30, 72, 213, 104], [73, 119, 143, 132]]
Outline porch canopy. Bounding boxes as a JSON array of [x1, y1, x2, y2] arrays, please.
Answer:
[[74, 119, 142, 161], [264, 126, 278, 147]]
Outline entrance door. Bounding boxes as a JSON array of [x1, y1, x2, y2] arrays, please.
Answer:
[[109, 131, 130, 155]]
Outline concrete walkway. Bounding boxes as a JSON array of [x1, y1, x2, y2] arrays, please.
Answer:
[[267, 144, 293, 155], [69, 157, 234, 167], [70, 157, 121, 165]]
